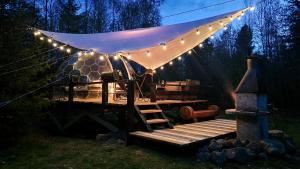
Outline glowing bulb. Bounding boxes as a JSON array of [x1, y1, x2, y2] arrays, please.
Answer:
[[153, 70, 156, 74], [34, 31, 41, 36], [180, 38, 185, 44], [209, 25, 212, 31], [127, 53, 131, 59], [66, 48, 71, 53], [160, 66, 164, 70], [147, 51, 151, 57], [223, 26, 228, 31], [113, 55, 119, 60], [100, 56, 104, 60], [250, 6, 255, 11], [53, 43, 57, 47], [47, 38, 52, 43], [210, 35, 214, 39], [39, 37, 44, 41], [237, 16, 241, 20], [241, 11, 245, 16], [162, 44, 167, 50], [219, 21, 224, 26], [77, 51, 82, 56], [59, 46, 64, 51], [84, 52, 88, 56], [230, 16, 233, 21], [199, 43, 203, 48], [169, 61, 173, 65], [196, 29, 200, 35], [178, 56, 182, 60], [188, 50, 192, 55], [90, 51, 94, 56]]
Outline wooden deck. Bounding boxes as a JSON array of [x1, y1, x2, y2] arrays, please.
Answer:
[[130, 119, 236, 146]]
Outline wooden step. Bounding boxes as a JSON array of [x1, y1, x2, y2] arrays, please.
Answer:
[[140, 109, 162, 114], [146, 119, 169, 124]]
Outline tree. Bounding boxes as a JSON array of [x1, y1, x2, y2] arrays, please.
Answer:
[[57, 0, 80, 33]]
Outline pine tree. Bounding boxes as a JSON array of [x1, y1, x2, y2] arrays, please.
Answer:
[[57, 0, 80, 33]]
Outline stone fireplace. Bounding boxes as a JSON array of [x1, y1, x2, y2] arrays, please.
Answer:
[[226, 56, 269, 142]]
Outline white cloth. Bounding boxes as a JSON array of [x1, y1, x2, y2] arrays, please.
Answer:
[[39, 9, 247, 69]]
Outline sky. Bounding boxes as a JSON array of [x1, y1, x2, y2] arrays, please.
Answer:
[[160, 0, 249, 25]]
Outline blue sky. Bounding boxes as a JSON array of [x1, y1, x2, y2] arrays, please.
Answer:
[[160, 0, 249, 25]]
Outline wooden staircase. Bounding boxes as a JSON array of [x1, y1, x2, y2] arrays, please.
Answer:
[[134, 103, 173, 132]]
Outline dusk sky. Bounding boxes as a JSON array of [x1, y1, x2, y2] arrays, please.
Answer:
[[160, 0, 249, 25]]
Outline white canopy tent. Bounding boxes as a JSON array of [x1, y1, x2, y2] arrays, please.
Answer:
[[37, 8, 249, 70]]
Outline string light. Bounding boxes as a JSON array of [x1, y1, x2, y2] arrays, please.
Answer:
[[66, 48, 71, 53], [59, 46, 64, 51], [39, 37, 44, 41], [47, 38, 52, 43], [250, 6, 255, 11], [180, 38, 185, 44], [77, 51, 82, 56], [210, 35, 215, 40], [188, 50, 192, 55], [241, 11, 245, 16], [34, 31, 41, 36], [153, 70, 156, 74], [209, 25, 212, 31], [230, 16, 233, 21], [178, 56, 182, 60], [237, 16, 241, 20], [169, 61, 173, 65], [199, 43, 203, 48], [53, 43, 57, 47], [161, 43, 167, 50], [147, 51, 151, 57], [160, 66, 164, 70], [219, 21, 224, 26], [113, 55, 119, 60], [100, 56, 104, 61], [196, 29, 200, 35], [223, 26, 228, 31]]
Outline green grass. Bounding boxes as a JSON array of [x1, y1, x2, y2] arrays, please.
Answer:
[[0, 112, 299, 169]]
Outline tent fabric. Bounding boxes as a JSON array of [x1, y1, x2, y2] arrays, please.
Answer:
[[38, 8, 247, 70]]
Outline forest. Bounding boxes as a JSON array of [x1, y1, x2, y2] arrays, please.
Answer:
[[0, 0, 299, 156]]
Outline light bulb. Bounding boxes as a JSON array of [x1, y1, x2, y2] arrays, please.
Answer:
[[147, 51, 151, 57], [169, 61, 173, 65], [77, 51, 82, 56], [59, 46, 64, 51], [210, 35, 214, 39], [209, 25, 212, 31], [199, 43, 203, 48], [224, 26, 228, 31], [250, 6, 255, 11], [178, 56, 182, 60], [47, 39, 52, 43], [34, 31, 41, 36], [162, 44, 167, 50], [100, 56, 104, 60], [180, 38, 185, 44], [66, 48, 71, 53], [238, 16, 241, 20], [219, 21, 224, 26], [53, 43, 57, 47], [114, 55, 119, 60], [39, 37, 44, 41], [188, 50, 192, 55], [241, 11, 245, 16], [160, 66, 164, 70], [230, 16, 233, 21], [153, 70, 156, 74], [127, 53, 131, 59], [196, 29, 200, 35], [90, 51, 94, 56]]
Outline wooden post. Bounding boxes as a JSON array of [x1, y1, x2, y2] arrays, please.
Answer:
[[102, 82, 108, 105], [68, 80, 74, 103], [150, 70, 156, 102], [126, 80, 135, 144]]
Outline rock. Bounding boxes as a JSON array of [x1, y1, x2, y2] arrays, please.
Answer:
[[96, 133, 111, 141], [211, 151, 226, 166], [258, 152, 268, 160], [208, 140, 223, 152], [197, 146, 211, 162], [246, 141, 263, 154], [260, 139, 286, 156], [224, 147, 253, 163]]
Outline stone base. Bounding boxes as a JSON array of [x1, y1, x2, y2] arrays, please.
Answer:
[[237, 113, 268, 142]]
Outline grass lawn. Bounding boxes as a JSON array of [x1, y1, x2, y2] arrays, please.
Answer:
[[0, 111, 299, 169]]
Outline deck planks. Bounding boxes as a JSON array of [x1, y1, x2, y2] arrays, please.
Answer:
[[130, 119, 236, 146]]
